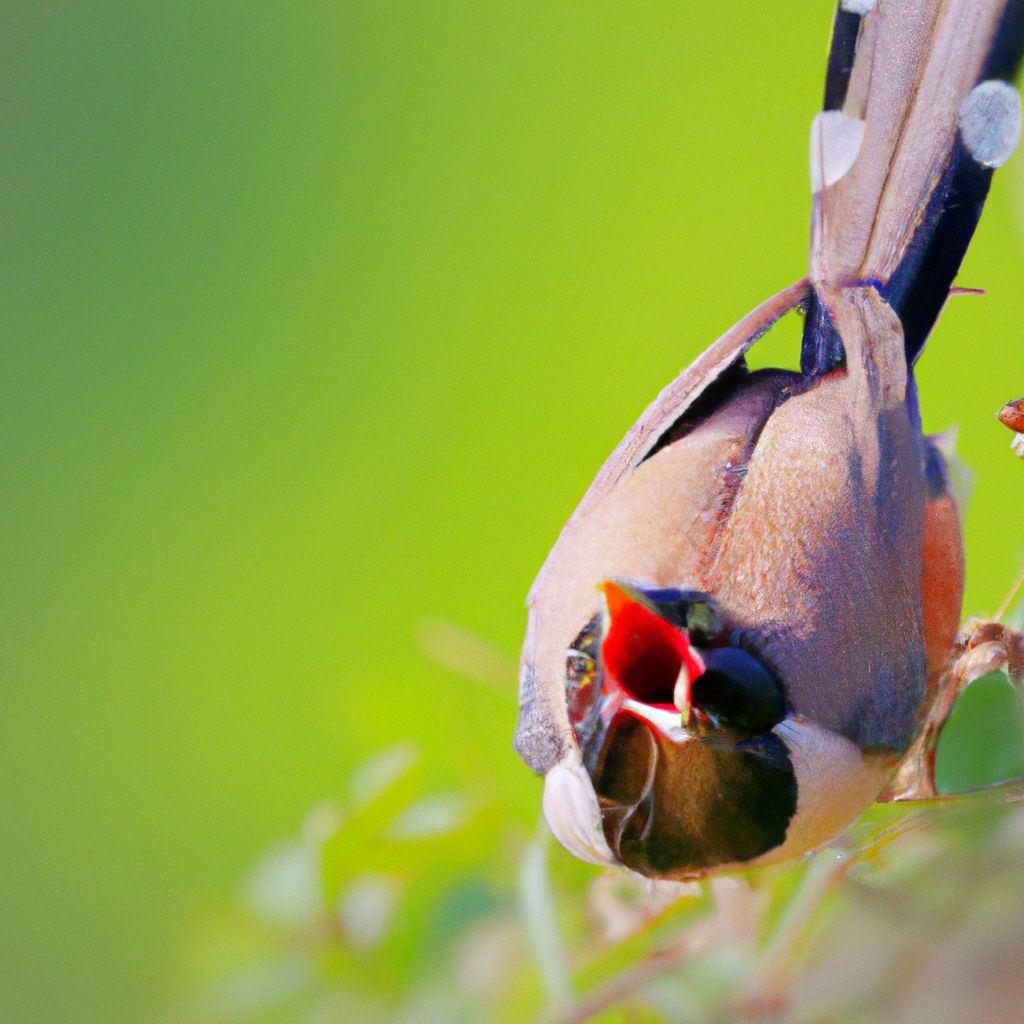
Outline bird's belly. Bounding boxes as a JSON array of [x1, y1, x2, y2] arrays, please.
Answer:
[[705, 372, 928, 752]]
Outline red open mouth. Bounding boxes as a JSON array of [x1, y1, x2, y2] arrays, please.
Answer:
[[599, 580, 704, 713]]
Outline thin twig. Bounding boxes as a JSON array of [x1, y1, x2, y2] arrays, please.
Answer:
[[418, 618, 517, 695], [995, 566, 1024, 624]]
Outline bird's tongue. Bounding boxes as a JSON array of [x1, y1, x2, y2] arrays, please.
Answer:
[[599, 581, 703, 711]]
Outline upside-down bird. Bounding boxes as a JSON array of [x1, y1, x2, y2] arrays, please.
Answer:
[[515, 0, 1024, 879]]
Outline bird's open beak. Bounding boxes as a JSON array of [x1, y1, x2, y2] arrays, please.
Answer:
[[598, 579, 705, 720]]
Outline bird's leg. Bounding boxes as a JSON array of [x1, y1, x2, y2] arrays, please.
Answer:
[[883, 600, 1024, 804]]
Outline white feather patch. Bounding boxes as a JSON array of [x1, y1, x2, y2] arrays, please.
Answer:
[[809, 110, 865, 192], [959, 80, 1022, 169], [840, 0, 877, 13], [769, 716, 891, 863], [542, 754, 617, 867]]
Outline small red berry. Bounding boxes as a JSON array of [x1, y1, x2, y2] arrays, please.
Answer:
[[998, 399, 1024, 434]]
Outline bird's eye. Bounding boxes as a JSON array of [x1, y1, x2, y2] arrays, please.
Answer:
[[565, 616, 604, 734], [565, 616, 600, 689], [690, 647, 785, 737], [566, 650, 596, 688]]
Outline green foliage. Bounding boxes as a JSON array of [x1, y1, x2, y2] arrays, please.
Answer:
[[178, 670, 1024, 1024], [937, 672, 1024, 792]]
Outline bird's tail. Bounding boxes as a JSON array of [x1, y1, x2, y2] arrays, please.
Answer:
[[803, 0, 1024, 372]]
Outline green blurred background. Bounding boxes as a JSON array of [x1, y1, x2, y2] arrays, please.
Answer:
[[3, 3, 1023, 1022]]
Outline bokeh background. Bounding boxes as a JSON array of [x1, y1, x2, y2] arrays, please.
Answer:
[[4, 3, 1024, 1022]]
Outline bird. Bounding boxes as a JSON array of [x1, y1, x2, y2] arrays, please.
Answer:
[[514, 0, 1024, 880]]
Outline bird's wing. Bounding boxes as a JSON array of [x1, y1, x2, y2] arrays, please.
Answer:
[[809, 0, 1024, 362]]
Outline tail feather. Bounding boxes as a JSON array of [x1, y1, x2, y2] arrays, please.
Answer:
[[806, 0, 1024, 366]]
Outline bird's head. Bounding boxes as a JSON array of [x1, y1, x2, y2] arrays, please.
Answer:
[[546, 578, 796, 879]]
